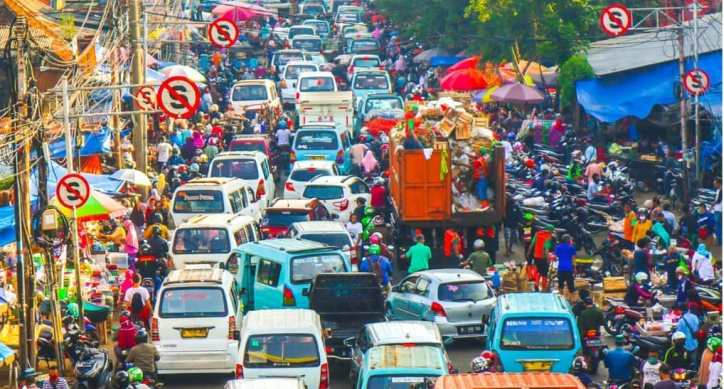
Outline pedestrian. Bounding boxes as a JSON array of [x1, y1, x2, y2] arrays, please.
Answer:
[[19, 368, 39, 389], [555, 234, 576, 295], [712, 177, 722, 244], [462, 239, 491, 276], [621, 201, 637, 249], [503, 196, 522, 256], [652, 364, 677, 389], [359, 244, 393, 293], [403, 234, 431, 274], [442, 228, 463, 269], [675, 266, 695, 308], [641, 350, 662, 387], [692, 243, 715, 284], [677, 303, 701, 368], [698, 336, 722, 387], [41, 366, 69, 389], [123, 218, 139, 270], [603, 335, 637, 385], [345, 214, 363, 245], [156, 136, 172, 171], [527, 225, 554, 291]]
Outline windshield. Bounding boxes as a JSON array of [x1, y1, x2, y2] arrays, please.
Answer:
[[354, 74, 389, 90], [353, 57, 380, 68], [304, 4, 324, 15], [299, 77, 335, 92], [300, 233, 351, 248], [173, 228, 230, 254], [367, 376, 439, 389], [366, 97, 402, 112], [275, 52, 304, 67], [293, 39, 322, 52], [289, 27, 315, 39], [305, 21, 329, 34], [290, 167, 332, 182], [437, 281, 491, 302], [209, 159, 259, 180], [230, 141, 266, 153], [244, 334, 320, 367], [232, 85, 268, 102], [264, 211, 309, 226], [173, 190, 224, 213], [303, 185, 343, 200], [367, 345, 444, 371], [159, 287, 227, 318], [294, 130, 339, 150], [501, 318, 575, 350], [338, 13, 360, 22], [285, 65, 318, 81], [291, 254, 346, 283], [352, 40, 379, 52]]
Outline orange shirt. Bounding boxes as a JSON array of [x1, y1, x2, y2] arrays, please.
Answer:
[[623, 211, 636, 242]]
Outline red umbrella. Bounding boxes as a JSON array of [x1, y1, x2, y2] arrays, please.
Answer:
[[220, 7, 255, 22], [446, 56, 480, 73], [440, 68, 488, 91]]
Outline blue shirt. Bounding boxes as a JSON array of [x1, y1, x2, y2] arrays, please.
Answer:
[[359, 255, 393, 285], [604, 347, 637, 381], [678, 312, 700, 352], [584, 145, 597, 163], [555, 243, 576, 272]]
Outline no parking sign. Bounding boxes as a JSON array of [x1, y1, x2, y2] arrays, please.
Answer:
[[683, 69, 710, 96], [208, 18, 239, 49], [156, 76, 201, 119], [599, 3, 632, 37]]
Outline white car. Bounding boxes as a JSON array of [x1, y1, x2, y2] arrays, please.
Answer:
[[301, 175, 370, 222], [279, 61, 319, 107], [208, 151, 276, 209], [346, 54, 382, 81], [284, 160, 340, 199]]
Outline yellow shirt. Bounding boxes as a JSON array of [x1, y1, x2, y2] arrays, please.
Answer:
[[156, 173, 166, 195], [631, 219, 652, 244]]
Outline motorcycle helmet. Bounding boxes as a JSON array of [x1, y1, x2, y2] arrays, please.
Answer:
[[127, 367, 144, 384], [470, 356, 487, 373], [675, 266, 689, 276], [278, 120, 287, 130], [634, 272, 649, 283], [190, 163, 200, 173], [473, 239, 485, 250], [369, 233, 381, 245], [523, 212, 534, 222], [506, 132, 515, 142], [114, 370, 129, 386], [364, 206, 375, 216], [135, 328, 149, 344], [707, 336, 722, 352], [368, 244, 381, 255], [672, 331, 686, 345], [571, 356, 587, 372]]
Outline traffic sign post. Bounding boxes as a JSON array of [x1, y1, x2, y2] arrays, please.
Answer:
[[683, 68, 710, 96], [208, 18, 240, 49], [135, 85, 157, 111], [599, 3, 632, 37], [156, 76, 201, 119]]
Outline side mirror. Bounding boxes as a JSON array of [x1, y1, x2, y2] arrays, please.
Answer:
[[302, 288, 309, 296], [443, 337, 454, 346]]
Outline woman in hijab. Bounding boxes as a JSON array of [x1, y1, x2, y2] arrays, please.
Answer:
[[119, 270, 135, 305], [692, 244, 715, 284], [361, 149, 379, 175]]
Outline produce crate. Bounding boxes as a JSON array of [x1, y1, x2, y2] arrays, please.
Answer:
[[574, 278, 590, 291], [603, 276, 627, 292]]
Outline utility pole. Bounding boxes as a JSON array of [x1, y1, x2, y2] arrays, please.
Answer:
[[692, 0, 701, 181], [111, 49, 123, 169], [677, 11, 690, 204], [129, 0, 148, 174]]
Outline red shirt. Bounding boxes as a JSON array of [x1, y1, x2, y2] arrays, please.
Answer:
[[472, 156, 489, 180], [370, 186, 386, 208]]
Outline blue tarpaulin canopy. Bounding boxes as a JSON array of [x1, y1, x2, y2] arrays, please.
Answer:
[[49, 128, 113, 158], [576, 51, 722, 123], [0, 206, 15, 247], [430, 56, 466, 67]]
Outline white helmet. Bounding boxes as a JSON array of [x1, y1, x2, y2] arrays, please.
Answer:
[[635, 272, 649, 283], [473, 239, 485, 249], [672, 331, 686, 341]]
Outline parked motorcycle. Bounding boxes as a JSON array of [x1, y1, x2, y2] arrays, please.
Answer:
[[603, 299, 645, 336], [64, 328, 113, 389]]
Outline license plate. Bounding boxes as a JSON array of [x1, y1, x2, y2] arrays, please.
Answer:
[[180, 328, 208, 339], [521, 361, 554, 372], [585, 339, 603, 347], [457, 325, 482, 335], [309, 155, 326, 160]]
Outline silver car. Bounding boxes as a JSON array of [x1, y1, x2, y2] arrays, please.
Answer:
[[386, 269, 496, 339]]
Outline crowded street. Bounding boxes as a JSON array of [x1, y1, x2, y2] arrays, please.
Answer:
[[0, 0, 721, 389]]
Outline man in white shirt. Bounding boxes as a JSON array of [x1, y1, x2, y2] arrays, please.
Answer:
[[345, 213, 363, 245], [275, 123, 292, 148], [156, 137, 173, 170]]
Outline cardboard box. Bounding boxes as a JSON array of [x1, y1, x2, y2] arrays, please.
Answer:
[[575, 278, 590, 291], [603, 276, 627, 292]]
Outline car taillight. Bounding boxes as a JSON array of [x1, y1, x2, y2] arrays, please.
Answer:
[[283, 285, 296, 306], [325, 345, 333, 354], [228, 316, 236, 340], [151, 318, 159, 341], [235, 363, 244, 378], [320, 362, 329, 389], [351, 248, 358, 265], [615, 306, 626, 315], [348, 65, 354, 73], [379, 65, 384, 70], [285, 181, 295, 192], [336, 149, 344, 164], [586, 329, 598, 339], [295, 91, 300, 101], [290, 151, 297, 163], [430, 301, 447, 317], [333, 199, 349, 211], [256, 179, 266, 200]]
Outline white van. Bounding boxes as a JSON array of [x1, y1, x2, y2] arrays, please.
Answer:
[[237, 309, 328, 389], [225, 378, 306, 389], [152, 265, 241, 375], [228, 79, 282, 116], [171, 178, 260, 226], [170, 214, 260, 269], [208, 151, 276, 209]]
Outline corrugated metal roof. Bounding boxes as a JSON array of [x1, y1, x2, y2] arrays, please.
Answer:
[[434, 373, 586, 389], [586, 12, 721, 76]]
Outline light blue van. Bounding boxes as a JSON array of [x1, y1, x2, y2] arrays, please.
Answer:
[[350, 71, 392, 107], [230, 239, 351, 311], [484, 293, 581, 373], [291, 124, 351, 174]]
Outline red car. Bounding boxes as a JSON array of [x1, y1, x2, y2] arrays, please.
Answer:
[[228, 135, 272, 159], [261, 198, 331, 238]]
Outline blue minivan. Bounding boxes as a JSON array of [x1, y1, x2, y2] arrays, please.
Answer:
[[230, 239, 351, 311], [291, 124, 351, 174], [484, 293, 581, 373]]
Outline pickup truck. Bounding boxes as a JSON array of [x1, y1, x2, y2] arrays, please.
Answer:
[[354, 93, 404, 136], [308, 273, 385, 362], [296, 71, 354, 137]]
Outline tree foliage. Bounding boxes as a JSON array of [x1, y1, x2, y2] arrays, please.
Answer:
[[557, 54, 594, 108]]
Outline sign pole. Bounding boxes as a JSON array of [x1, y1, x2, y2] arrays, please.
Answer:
[[693, 0, 700, 181], [71, 204, 84, 327]]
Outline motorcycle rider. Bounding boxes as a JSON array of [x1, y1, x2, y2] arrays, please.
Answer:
[[576, 297, 604, 339], [603, 334, 637, 385], [570, 356, 593, 387], [470, 350, 499, 373], [126, 328, 160, 381], [698, 336, 722, 388], [624, 272, 655, 307], [113, 311, 137, 368], [663, 331, 691, 370], [19, 368, 39, 389], [137, 226, 168, 296], [461, 239, 491, 276], [359, 244, 393, 293], [41, 366, 69, 389]]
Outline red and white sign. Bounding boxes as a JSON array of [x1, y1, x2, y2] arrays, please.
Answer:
[[208, 18, 239, 49], [683, 69, 710, 96], [56, 173, 90, 209], [156, 76, 201, 119], [135, 85, 157, 111], [599, 3, 632, 37]]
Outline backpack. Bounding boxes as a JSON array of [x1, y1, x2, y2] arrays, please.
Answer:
[[130, 292, 144, 314], [371, 257, 385, 285]]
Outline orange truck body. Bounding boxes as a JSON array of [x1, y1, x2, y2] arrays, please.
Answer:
[[434, 373, 587, 389], [389, 141, 505, 226]]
